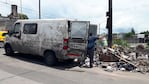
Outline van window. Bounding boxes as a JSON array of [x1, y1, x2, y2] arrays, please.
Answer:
[[70, 22, 88, 38], [23, 23, 37, 34], [14, 23, 21, 33]]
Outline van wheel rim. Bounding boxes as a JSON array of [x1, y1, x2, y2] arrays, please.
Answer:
[[6, 47, 11, 53]]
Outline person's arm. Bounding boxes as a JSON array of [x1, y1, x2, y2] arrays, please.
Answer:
[[93, 36, 99, 41]]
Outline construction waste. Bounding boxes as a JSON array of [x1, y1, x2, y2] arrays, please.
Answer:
[[87, 45, 149, 74]]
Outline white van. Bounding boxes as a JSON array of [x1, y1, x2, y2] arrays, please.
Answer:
[[4, 19, 89, 66]]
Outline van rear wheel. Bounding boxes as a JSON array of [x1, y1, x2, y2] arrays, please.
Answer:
[[44, 51, 57, 66], [4, 45, 14, 56]]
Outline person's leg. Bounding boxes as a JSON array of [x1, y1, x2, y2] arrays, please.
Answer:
[[79, 52, 87, 67], [79, 50, 88, 67], [89, 50, 94, 68]]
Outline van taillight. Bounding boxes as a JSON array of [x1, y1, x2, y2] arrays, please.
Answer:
[[63, 38, 68, 50]]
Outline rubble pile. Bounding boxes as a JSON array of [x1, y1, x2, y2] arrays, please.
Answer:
[[96, 45, 149, 73]]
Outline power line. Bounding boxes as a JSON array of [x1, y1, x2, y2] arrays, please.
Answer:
[[0, 1, 38, 12], [0, 1, 9, 4], [0, 0, 39, 18]]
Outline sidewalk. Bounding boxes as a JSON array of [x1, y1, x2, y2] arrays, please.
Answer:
[[0, 70, 41, 84], [87, 67, 149, 80], [68, 66, 149, 81]]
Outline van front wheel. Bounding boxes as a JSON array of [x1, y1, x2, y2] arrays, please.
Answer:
[[44, 51, 57, 66], [4, 45, 14, 56]]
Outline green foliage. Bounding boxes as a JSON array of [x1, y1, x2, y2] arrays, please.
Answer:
[[113, 39, 129, 47], [124, 28, 135, 39], [18, 13, 29, 19], [140, 31, 149, 35], [124, 32, 133, 38]]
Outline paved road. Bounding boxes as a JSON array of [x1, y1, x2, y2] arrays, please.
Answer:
[[0, 48, 149, 84]]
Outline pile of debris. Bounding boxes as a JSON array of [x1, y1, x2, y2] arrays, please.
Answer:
[[95, 45, 149, 73]]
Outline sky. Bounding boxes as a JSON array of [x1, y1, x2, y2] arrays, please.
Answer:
[[0, 0, 149, 34]]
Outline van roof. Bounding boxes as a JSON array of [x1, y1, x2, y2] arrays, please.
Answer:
[[17, 19, 73, 22], [16, 19, 89, 23]]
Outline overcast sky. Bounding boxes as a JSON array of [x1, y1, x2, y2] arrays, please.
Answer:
[[0, 0, 149, 34]]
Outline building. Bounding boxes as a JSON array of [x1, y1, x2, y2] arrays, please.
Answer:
[[0, 5, 18, 31]]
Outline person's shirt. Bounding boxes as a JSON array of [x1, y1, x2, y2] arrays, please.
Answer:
[[102, 37, 108, 47], [87, 36, 98, 50]]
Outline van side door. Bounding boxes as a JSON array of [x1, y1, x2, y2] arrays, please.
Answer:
[[22, 23, 39, 55]]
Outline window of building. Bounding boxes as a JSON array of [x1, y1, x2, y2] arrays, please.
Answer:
[[23, 23, 37, 34]]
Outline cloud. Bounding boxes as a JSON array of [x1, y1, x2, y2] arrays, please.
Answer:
[[0, 0, 149, 33], [0, 1, 11, 16], [40, 0, 107, 19], [113, 0, 149, 33]]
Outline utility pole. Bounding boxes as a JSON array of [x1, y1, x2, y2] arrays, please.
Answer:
[[106, 0, 113, 47], [39, 0, 41, 19], [20, 0, 22, 13]]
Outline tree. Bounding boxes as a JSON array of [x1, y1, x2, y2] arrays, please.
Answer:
[[113, 39, 129, 48], [18, 13, 29, 19], [124, 28, 135, 38], [124, 32, 133, 38], [140, 31, 149, 35], [131, 28, 135, 35]]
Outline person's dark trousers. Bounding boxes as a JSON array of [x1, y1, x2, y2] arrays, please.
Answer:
[[87, 48, 94, 68]]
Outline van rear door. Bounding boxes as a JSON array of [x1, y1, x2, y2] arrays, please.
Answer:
[[67, 21, 89, 57]]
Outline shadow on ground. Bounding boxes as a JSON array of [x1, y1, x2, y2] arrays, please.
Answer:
[[4, 53, 79, 70]]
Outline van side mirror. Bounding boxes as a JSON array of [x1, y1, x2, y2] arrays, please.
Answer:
[[13, 33, 21, 39], [8, 30, 13, 36], [12, 31, 21, 39]]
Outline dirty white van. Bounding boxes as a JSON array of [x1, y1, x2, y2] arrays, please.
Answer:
[[4, 19, 89, 66]]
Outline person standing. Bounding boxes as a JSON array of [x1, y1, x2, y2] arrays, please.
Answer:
[[87, 33, 99, 68]]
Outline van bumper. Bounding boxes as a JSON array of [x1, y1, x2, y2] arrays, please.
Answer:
[[63, 52, 86, 62]]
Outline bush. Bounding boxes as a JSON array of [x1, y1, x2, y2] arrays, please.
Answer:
[[113, 39, 129, 48]]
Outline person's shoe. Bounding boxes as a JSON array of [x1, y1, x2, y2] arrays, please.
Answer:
[[90, 65, 93, 68], [78, 64, 83, 68]]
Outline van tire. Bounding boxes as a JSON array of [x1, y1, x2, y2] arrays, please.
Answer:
[[4, 44, 14, 56], [44, 51, 57, 66]]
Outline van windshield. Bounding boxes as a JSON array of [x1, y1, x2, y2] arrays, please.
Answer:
[[70, 22, 88, 38]]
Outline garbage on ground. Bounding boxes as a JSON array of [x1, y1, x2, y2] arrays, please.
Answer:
[[92, 45, 149, 73], [105, 66, 114, 72]]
